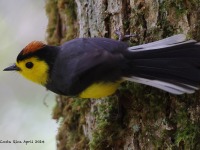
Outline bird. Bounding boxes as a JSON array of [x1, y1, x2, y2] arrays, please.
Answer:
[[3, 34, 200, 98]]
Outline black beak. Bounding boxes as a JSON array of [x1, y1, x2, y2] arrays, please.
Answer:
[[3, 64, 20, 71]]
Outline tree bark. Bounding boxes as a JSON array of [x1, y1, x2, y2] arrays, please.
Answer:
[[46, 0, 200, 149]]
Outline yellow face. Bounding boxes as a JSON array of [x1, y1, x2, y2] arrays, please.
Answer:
[[16, 57, 49, 85]]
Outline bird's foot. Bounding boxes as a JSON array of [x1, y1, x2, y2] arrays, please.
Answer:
[[115, 28, 136, 41]]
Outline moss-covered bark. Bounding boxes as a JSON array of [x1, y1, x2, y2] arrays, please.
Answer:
[[46, 0, 200, 149]]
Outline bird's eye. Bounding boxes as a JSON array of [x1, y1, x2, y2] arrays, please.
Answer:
[[25, 62, 34, 69]]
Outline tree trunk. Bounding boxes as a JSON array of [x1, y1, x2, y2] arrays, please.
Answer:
[[45, 0, 200, 149]]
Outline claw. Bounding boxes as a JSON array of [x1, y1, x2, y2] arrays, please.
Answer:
[[115, 28, 136, 41]]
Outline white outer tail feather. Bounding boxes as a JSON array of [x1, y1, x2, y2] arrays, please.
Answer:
[[123, 76, 198, 95], [128, 34, 192, 51]]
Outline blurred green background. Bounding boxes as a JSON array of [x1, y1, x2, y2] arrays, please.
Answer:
[[0, 0, 58, 150]]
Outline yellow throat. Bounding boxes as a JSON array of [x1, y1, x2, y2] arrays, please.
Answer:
[[16, 57, 49, 85]]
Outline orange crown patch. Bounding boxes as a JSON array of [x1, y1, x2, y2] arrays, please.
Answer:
[[22, 41, 45, 55]]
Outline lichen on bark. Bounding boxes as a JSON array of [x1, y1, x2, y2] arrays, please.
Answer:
[[46, 0, 200, 149]]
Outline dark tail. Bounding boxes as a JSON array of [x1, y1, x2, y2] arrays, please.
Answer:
[[124, 34, 200, 94]]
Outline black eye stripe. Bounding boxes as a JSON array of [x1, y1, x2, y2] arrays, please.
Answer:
[[25, 62, 34, 69]]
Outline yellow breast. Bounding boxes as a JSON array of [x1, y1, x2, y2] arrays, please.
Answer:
[[79, 81, 121, 98]]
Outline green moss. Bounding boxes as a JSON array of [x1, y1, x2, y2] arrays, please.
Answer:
[[64, 0, 77, 40], [53, 96, 90, 149], [116, 81, 200, 149], [89, 96, 122, 150], [45, 0, 77, 45], [175, 124, 200, 149], [45, 0, 60, 45], [159, 0, 187, 15], [173, 94, 200, 149], [71, 98, 90, 112], [58, 0, 77, 41], [52, 84, 200, 149]]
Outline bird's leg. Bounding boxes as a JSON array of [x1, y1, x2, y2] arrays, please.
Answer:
[[115, 28, 136, 41], [115, 29, 124, 41]]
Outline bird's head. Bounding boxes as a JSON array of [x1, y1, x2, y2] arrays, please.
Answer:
[[4, 41, 58, 85]]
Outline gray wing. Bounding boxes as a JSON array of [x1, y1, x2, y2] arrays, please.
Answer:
[[49, 38, 127, 95]]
